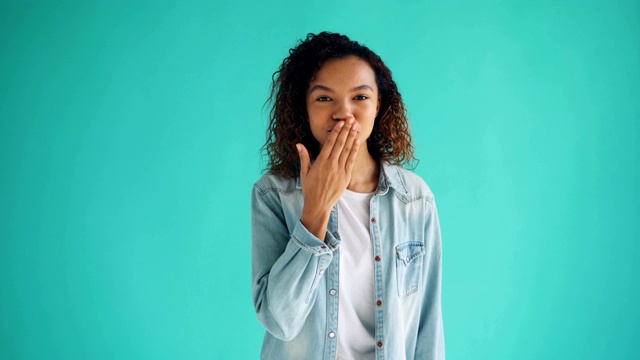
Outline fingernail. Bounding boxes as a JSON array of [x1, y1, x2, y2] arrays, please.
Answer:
[[352, 123, 359, 131], [296, 144, 301, 152]]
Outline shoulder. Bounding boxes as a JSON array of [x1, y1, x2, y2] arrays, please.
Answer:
[[253, 171, 299, 196], [382, 164, 435, 203]]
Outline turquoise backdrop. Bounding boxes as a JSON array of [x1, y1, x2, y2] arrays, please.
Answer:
[[1, 1, 638, 359]]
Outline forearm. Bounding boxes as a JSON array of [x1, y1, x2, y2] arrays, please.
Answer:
[[252, 186, 335, 340]]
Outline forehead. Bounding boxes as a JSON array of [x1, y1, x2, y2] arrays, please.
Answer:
[[311, 55, 377, 88]]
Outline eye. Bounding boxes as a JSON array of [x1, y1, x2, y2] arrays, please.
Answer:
[[316, 96, 331, 102], [354, 95, 369, 100]]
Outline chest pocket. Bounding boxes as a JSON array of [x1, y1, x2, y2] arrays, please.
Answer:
[[395, 241, 425, 299]]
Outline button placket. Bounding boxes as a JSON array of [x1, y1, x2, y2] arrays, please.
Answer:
[[370, 197, 385, 355]]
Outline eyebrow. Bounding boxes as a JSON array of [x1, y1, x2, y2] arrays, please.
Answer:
[[308, 84, 375, 94]]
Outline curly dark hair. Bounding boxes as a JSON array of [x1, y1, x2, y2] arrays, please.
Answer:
[[262, 31, 416, 178]]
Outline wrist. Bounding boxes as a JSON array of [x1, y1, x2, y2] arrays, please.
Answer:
[[300, 206, 332, 241]]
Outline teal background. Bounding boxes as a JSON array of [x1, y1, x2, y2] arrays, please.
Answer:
[[1, 1, 638, 359]]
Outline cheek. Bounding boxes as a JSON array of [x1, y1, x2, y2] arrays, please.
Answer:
[[359, 102, 378, 117], [357, 107, 378, 125], [306, 115, 327, 143]]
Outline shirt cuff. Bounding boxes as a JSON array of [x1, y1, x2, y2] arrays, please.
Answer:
[[291, 220, 336, 256]]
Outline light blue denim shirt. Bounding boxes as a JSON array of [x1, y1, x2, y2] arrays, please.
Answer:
[[251, 163, 444, 360]]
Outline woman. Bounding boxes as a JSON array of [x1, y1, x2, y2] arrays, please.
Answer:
[[251, 32, 444, 360]]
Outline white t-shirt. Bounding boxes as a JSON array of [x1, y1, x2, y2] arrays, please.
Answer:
[[336, 189, 376, 360]]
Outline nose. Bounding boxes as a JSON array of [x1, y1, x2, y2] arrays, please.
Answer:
[[331, 100, 353, 121]]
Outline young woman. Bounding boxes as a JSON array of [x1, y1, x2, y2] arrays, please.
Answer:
[[251, 32, 444, 360]]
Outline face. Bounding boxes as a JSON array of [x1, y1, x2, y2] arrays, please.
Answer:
[[306, 55, 380, 149]]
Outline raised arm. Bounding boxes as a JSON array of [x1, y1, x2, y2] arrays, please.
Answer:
[[251, 185, 335, 341], [252, 118, 359, 340]]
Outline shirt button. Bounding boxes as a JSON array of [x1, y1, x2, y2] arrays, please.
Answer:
[[376, 300, 382, 306], [328, 332, 335, 339], [374, 255, 381, 261], [377, 341, 383, 347], [329, 289, 337, 296], [319, 269, 324, 275], [371, 217, 377, 223]]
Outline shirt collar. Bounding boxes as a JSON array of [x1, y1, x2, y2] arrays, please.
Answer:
[[377, 162, 409, 195]]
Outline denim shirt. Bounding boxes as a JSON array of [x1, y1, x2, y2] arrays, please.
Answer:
[[251, 163, 444, 360]]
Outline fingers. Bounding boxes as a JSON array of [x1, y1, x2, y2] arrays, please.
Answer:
[[338, 120, 359, 166], [318, 120, 345, 158], [329, 117, 355, 160], [297, 143, 310, 179], [345, 138, 361, 175]]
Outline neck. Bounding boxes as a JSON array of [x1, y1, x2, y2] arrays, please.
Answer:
[[347, 143, 380, 193]]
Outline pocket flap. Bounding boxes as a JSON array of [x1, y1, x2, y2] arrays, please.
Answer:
[[395, 242, 425, 266]]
